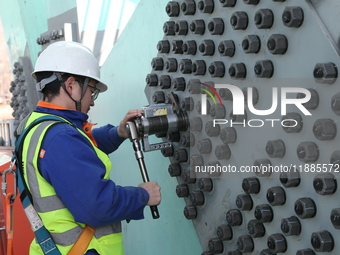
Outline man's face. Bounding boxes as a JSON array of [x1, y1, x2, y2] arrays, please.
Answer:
[[77, 79, 99, 114]]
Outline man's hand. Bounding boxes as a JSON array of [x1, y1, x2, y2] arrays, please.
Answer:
[[117, 109, 143, 138], [139, 181, 161, 206]]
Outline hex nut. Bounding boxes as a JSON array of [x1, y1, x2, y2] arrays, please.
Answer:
[[313, 62, 338, 84], [209, 61, 225, 77], [282, 6, 304, 27], [242, 176, 260, 194], [236, 194, 253, 211], [253, 158, 272, 177], [157, 40, 170, 53], [158, 75, 171, 89], [165, 58, 177, 73], [168, 163, 182, 177], [182, 40, 197, 55], [247, 219, 265, 238], [242, 35, 261, 54], [152, 91, 165, 103], [220, 127, 237, 144], [163, 21, 175, 36], [181, 132, 195, 147], [190, 117, 203, 132], [151, 57, 164, 71], [196, 99, 211, 115], [146, 73, 158, 86], [294, 197, 316, 219], [260, 249, 276, 255], [192, 60, 206, 75], [215, 144, 231, 160], [282, 112, 303, 133], [311, 231, 334, 252], [331, 92, 340, 115], [296, 249, 316, 255], [172, 40, 183, 54], [267, 186, 286, 206], [190, 19, 205, 35], [173, 77, 186, 91], [297, 88, 319, 110], [165, 1, 180, 17], [208, 18, 224, 35], [297, 142, 319, 163], [266, 139, 285, 158], [313, 173, 337, 195], [182, 169, 196, 184], [216, 224, 233, 241], [188, 79, 202, 93], [175, 20, 188, 35], [198, 0, 214, 13], [227, 250, 242, 255], [254, 204, 273, 223], [313, 119, 336, 140], [190, 154, 204, 169], [281, 216, 301, 236], [179, 59, 192, 74], [205, 121, 220, 137], [176, 184, 189, 197], [242, 87, 259, 105], [244, 0, 259, 5], [255, 9, 274, 29], [229, 63, 246, 79], [255, 60, 274, 78], [198, 178, 213, 192], [230, 11, 248, 30], [181, 0, 196, 15], [210, 104, 226, 118], [208, 238, 224, 254], [237, 235, 254, 253], [220, 0, 236, 7], [226, 209, 243, 226], [280, 169, 301, 188], [197, 138, 212, 154], [267, 34, 288, 55], [184, 205, 197, 219], [218, 40, 235, 57], [190, 190, 205, 206], [330, 208, 340, 229], [267, 233, 287, 253], [199, 40, 215, 56]]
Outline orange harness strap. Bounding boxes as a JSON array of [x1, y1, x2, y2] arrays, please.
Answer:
[[67, 225, 96, 255]]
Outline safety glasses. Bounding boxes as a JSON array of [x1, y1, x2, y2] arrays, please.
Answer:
[[87, 84, 100, 101]]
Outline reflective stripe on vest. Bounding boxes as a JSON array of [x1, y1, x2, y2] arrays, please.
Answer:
[[23, 112, 123, 254]]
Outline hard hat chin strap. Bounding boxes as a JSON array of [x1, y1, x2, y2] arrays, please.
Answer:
[[55, 72, 90, 112]]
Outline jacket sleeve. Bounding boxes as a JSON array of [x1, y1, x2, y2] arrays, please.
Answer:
[[38, 124, 149, 227], [92, 124, 125, 154]]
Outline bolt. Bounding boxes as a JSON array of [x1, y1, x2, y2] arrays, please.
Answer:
[[266, 186, 286, 206], [179, 59, 192, 74], [163, 21, 175, 36], [165, 2, 180, 17], [254, 204, 273, 223], [242, 176, 260, 194], [208, 18, 224, 35], [151, 57, 164, 71], [199, 40, 215, 56], [208, 238, 224, 254], [267, 34, 288, 54], [175, 20, 188, 35], [217, 224, 232, 241], [146, 74, 158, 86], [267, 234, 287, 253], [281, 216, 301, 236], [198, 178, 213, 192], [313, 173, 337, 195], [184, 205, 197, 219], [215, 144, 231, 160], [190, 19, 205, 35], [165, 58, 177, 72], [247, 219, 265, 238], [294, 197, 316, 219], [173, 77, 186, 91], [157, 40, 170, 53], [229, 63, 247, 79], [230, 11, 248, 30], [296, 142, 319, 163], [254, 9, 274, 29], [313, 62, 338, 84], [254, 60, 274, 78], [152, 91, 165, 103], [282, 112, 303, 133], [282, 6, 304, 28], [237, 235, 254, 253], [181, 0, 196, 15], [218, 40, 235, 57], [176, 184, 189, 197], [236, 194, 253, 211], [242, 35, 261, 54], [311, 231, 334, 252], [209, 62, 225, 77], [158, 75, 171, 89], [192, 60, 206, 75], [226, 209, 242, 226], [168, 163, 181, 177]]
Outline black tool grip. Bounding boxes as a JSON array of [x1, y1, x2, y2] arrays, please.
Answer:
[[150, 205, 160, 219]]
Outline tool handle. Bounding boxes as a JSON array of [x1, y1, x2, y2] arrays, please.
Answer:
[[150, 205, 160, 219]]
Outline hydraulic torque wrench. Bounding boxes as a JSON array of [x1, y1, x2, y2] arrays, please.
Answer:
[[126, 121, 160, 219]]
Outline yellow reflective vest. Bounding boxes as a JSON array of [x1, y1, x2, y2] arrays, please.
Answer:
[[21, 112, 124, 254]]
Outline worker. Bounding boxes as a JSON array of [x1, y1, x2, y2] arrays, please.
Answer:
[[17, 41, 161, 255]]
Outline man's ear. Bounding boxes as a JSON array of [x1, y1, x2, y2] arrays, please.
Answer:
[[64, 77, 77, 95]]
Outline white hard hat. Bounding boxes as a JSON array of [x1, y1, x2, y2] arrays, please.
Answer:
[[32, 41, 108, 92]]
